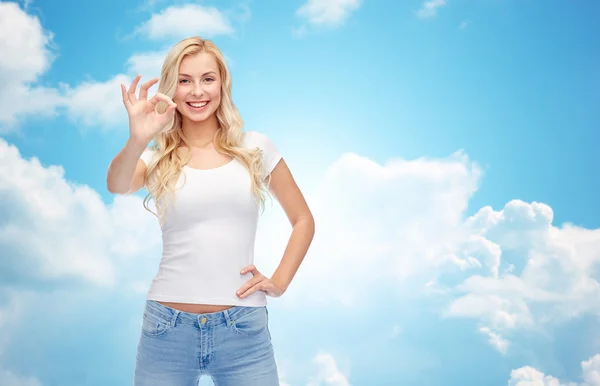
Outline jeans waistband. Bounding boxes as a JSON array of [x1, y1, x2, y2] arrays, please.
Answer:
[[144, 300, 265, 328]]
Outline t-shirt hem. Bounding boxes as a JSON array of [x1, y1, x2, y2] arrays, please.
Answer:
[[146, 293, 267, 307]]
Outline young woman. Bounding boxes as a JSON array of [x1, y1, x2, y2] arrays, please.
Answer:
[[106, 36, 315, 385]]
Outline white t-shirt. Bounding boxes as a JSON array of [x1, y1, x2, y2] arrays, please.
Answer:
[[139, 131, 282, 307]]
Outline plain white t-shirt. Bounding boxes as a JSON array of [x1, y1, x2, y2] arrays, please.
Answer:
[[139, 131, 282, 307]]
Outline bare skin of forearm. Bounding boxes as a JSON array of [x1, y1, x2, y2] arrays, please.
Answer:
[[106, 137, 148, 194], [271, 216, 315, 292]]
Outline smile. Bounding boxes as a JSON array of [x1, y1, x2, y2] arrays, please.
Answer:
[[186, 101, 209, 110]]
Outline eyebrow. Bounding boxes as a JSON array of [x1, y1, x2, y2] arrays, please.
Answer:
[[179, 72, 217, 77]]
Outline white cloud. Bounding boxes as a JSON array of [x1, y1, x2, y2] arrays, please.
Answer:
[[445, 201, 600, 352], [137, 4, 234, 40], [62, 74, 131, 129], [0, 370, 41, 386], [270, 151, 482, 306], [459, 20, 471, 29], [295, 0, 361, 35], [0, 138, 161, 289], [581, 355, 600, 386], [508, 366, 564, 386], [0, 2, 62, 131], [61, 49, 167, 130], [479, 326, 509, 354], [307, 352, 350, 386], [508, 353, 600, 386], [21, 0, 34, 11], [127, 49, 169, 77], [256, 149, 600, 357], [417, 0, 446, 19]]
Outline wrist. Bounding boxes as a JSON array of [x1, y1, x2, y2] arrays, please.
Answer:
[[270, 275, 289, 293], [126, 136, 150, 152]]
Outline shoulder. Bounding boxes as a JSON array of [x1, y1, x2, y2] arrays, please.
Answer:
[[241, 131, 282, 178], [242, 131, 280, 156], [242, 131, 270, 149]]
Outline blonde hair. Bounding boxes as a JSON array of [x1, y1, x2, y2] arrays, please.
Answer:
[[142, 36, 268, 225]]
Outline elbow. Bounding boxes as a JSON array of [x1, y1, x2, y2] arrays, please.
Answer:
[[107, 183, 127, 195], [295, 213, 315, 237], [106, 176, 129, 195]]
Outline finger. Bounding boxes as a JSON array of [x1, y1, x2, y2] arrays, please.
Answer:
[[128, 74, 141, 100], [139, 78, 159, 101], [148, 92, 175, 107], [238, 281, 266, 298], [121, 84, 132, 108], [163, 102, 178, 118], [236, 276, 264, 297], [146, 94, 177, 116], [240, 265, 258, 275]]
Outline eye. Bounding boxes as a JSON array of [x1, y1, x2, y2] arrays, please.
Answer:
[[179, 79, 190, 84], [204, 77, 215, 83]]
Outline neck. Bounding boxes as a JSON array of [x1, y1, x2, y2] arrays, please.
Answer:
[[180, 114, 220, 147]]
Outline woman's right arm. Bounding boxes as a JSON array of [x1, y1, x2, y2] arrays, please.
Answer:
[[106, 75, 177, 195], [106, 137, 149, 195]]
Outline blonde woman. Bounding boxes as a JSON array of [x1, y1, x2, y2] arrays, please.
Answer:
[[107, 36, 315, 385]]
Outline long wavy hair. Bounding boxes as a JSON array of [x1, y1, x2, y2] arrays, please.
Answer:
[[142, 36, 268, 225]]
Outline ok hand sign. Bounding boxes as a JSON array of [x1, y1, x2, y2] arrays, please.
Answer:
[[121, 75, 178, 144]]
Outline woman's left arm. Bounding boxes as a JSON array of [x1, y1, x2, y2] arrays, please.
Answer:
[[266, 159, 315, 293], [237, 158, 315, 299]]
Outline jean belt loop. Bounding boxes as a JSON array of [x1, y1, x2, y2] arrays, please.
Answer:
[[170, 310, 180, 328], [223, 308, 232, 326]]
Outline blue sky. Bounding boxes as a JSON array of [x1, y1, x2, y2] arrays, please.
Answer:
[[1, 0, 599, 385]]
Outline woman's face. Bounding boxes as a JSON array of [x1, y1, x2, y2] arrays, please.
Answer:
[[173, 52, 222, 122]]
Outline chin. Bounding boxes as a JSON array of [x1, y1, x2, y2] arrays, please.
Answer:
[[186, 112, 215, 122], [177, 110, 209, 123]]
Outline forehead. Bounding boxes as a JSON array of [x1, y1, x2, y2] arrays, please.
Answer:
[[179, 51, 219, 75]]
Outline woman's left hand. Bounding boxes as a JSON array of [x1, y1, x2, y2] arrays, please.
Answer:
[[236, 265, 285, 299]]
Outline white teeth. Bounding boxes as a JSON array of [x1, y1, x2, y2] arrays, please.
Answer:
[[188, 102, 208, 108]]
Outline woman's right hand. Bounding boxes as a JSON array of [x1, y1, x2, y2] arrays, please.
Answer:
[[121, 75, 178, 145]]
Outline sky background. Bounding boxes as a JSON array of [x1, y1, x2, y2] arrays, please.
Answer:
[[1, 0, 599, 385]]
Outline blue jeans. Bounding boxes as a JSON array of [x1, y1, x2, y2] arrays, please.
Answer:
[[134, 300, 279, 385]]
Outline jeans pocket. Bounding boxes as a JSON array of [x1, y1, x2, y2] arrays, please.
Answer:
[[230, 307, 268, 337], [142, 310, 171, 337]]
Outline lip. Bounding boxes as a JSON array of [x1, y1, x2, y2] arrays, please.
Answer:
[[186, 101, 209, 111]]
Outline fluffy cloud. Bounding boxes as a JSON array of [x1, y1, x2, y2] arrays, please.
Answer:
[[508, 353, 600, 385], [296, 0, 361, 27], [294, 0, 361, 36], [446, 201, 600, 353], [0, 370, 41, 386], [417, 0, 446, 19], [260, 149, 600, 358], [0, 138, 161, 289], [0, 2, 62, 131], [307, 352, 350, 386], [136, 4, 234, 40], [273, 151, 482, 306], [61, 48, 169, 130]]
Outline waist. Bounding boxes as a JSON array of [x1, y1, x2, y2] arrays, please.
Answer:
[[154, 301, 233, 314], [143, 299, 266, 328]]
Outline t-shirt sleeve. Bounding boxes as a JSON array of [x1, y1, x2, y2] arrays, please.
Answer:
[[140, 148, 156, 167], [244, 131, 282, 180]]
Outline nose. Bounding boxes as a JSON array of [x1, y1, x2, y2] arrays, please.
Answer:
[[192, 82, 203, 97]]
